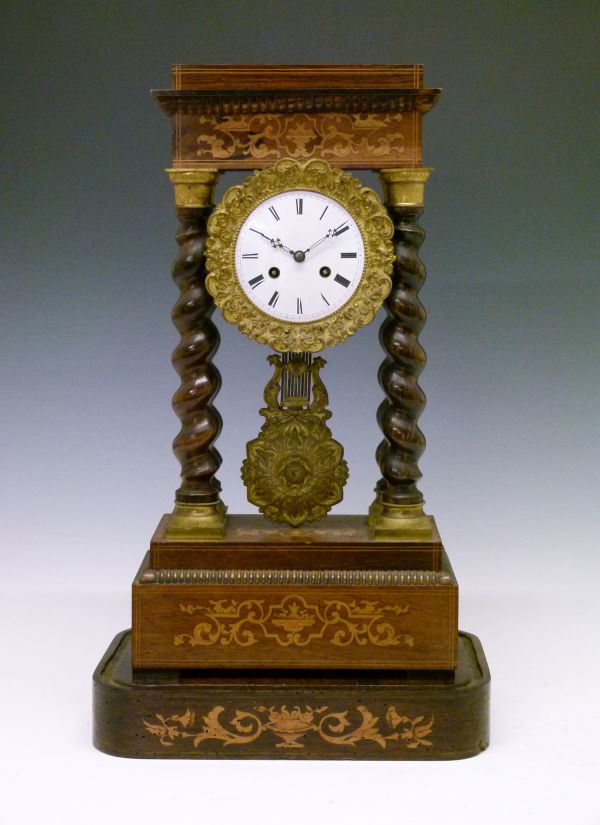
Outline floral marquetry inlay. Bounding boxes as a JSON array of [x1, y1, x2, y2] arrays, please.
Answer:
[[143, 704, 434, 751], [196, 113, 409, 164], [174, 594, 413, 649]]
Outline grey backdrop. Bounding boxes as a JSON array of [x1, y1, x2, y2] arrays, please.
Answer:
[[1, 2, 598, 822]]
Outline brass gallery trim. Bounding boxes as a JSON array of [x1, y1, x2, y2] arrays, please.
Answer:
[[140, 568, 453, 585], [174, 594, 413, 649], [143, 704, 434, 751]]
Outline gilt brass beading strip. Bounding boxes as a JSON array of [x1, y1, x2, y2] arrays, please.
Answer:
[[140, 568, 453, 585], [379, 168, 432, 207], [166, 168, 220, 208]]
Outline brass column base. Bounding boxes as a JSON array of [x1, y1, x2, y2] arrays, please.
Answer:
[[368, 499, 435, 541], [164, 501, 227, 540]]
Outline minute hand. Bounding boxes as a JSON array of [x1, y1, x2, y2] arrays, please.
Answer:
[[304, 221, 349, 255]]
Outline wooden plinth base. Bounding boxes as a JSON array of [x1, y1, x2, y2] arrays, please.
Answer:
[[93, 630, 489, 760], [149, 514, 443, 570]]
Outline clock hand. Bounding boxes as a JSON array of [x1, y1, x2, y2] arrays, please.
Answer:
[[249, 227, 294, 255], [304, 221, 349, 255], [332, 220, 349, 236], [304, 230, 332, 254]]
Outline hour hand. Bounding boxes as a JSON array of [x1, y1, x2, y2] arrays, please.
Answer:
[[331, 220, 349, 237], [249, 228, 294, 255]]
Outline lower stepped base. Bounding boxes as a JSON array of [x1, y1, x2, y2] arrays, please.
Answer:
[[93, 630, 490, 760]]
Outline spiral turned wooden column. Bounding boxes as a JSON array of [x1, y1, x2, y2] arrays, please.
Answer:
[[164, 169, 227, 539], [369, 169, 435, 540]]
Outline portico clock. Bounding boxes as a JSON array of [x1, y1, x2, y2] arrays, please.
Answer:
[[93, 64, 490, 763]]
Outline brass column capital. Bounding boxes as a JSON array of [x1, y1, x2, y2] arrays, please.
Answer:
[[379, 168, 432, 208], [166, 168, 220, 208]]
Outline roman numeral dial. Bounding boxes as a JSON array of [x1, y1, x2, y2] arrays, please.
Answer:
[[205, 158, 396, 352], [235, 189, 365, 325]]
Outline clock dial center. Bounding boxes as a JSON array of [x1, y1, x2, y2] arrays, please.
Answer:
[[235, 189, 365, 324]]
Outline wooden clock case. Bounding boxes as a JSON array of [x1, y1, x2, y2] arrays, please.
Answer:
[[93, 65, 490, 760]]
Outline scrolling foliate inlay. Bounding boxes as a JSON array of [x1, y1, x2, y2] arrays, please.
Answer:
[[143, 704, 434, 751], [196, 113, 409, 164], [174, 594, 413, 649]]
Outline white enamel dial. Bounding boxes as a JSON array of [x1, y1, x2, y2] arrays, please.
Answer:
[[234, 190, 365, 323]]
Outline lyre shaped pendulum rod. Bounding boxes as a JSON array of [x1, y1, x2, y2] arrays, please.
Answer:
[[242, 353, 348, 527]]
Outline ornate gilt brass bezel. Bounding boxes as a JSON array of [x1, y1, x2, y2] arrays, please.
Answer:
[[205, 158, 394, 352]]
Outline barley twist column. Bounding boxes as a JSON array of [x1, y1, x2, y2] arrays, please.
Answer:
[[164, 169, 227, 538], [368, 169, 435, 540]]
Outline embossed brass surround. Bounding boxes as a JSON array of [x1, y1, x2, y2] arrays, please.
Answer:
[[205, 158, 395, 352]]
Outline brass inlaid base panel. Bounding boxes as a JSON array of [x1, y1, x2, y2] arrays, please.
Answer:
[[132, 552, 457, 670], [149, 514, 443, 570], [93, 630, 490, 760], [174, 595, 413, 651], [143, 703, 432, 751]]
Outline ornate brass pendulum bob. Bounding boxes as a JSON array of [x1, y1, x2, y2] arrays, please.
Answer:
[[242, 353, 348, 526]]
